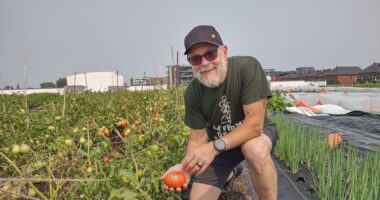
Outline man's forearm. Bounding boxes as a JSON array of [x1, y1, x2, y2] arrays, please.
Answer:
[[221, 98, 267, 150], [222, 119, 263, 150]]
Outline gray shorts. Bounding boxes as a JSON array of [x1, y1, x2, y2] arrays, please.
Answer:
[[192, 125, 278, 189]]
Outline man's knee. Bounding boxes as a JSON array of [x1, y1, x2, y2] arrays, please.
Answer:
[[190, 182, 221, 200], [241, 135, 273, 172]]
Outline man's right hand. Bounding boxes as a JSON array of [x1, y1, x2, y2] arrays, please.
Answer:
[[160, 164, 191, 192]]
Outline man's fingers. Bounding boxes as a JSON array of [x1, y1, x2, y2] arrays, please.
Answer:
[[196, 163, 209, 176], [175, 187, 182, 192], [186, 158, 199, 171], [190, 165, 201, 174], [181, 155, 194, 169]]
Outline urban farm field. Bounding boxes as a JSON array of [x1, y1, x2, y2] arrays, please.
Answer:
[[0, 90, 187, 199], [0, 90, 379, 199]]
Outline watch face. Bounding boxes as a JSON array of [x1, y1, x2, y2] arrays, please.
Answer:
[[215, 139, 226, 151]]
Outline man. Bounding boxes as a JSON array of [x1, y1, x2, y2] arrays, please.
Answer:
[[161, 25, 278, 200]]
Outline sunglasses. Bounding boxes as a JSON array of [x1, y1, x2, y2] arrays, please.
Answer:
[[187, 48, 218, 66]]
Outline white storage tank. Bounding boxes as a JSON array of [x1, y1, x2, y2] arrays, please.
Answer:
[[67, 72, 123, 92]]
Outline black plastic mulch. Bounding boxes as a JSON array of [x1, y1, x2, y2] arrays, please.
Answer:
[[284, 110, 380, 153]]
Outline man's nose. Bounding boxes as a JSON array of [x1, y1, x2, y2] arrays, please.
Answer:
[[200, 56, 210, 66]]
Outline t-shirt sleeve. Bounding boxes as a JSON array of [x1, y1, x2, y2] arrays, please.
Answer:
[[241, 57, 272, 105], [184, 85, 207, 129]]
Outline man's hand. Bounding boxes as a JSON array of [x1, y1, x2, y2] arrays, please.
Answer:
[[160, 164, 191, 192], [181, 142, 218, 176]]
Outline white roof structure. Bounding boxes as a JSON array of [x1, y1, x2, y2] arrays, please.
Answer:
[[67, 72, 123, 92]]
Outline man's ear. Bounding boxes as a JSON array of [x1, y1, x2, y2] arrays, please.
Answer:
[[222, 45, 228, 57]]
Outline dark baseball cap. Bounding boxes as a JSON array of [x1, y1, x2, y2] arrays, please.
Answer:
[[184, 25, 223, 55]]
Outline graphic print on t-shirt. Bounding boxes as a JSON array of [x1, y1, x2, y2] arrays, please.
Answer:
[[212, 95, 243, 139]]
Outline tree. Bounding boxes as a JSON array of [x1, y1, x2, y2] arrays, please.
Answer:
[[40, 82, 56, 88], [4, 85, 13, 90], [56, 77, 67, 88], [16, 84, 20, 89]]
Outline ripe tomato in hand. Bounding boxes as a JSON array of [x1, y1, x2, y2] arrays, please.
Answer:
[[164, 171, 186, 188]]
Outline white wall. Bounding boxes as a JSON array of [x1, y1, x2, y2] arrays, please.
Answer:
[[127, 84, 168, 91], [1, 88, 64, 95], [67, 72, 123, 92], [270, 80, 326, 87]]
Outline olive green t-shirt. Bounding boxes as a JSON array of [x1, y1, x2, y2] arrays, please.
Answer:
[[184, 56, 273, 141]]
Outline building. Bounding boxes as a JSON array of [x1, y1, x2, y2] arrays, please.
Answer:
[[66, 72, 124, 92], [167, 65, 194, 87], [318, 66, 362, 84], [358, 63, 380, 82], [130, 76, 167, 86]]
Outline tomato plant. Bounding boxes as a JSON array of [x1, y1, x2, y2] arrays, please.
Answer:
[[0, 89, 188, 199]]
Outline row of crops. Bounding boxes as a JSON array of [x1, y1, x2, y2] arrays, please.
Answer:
[[0, 90, 379, 199], [0, 90, 187, 199]]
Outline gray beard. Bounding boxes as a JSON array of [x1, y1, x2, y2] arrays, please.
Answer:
[[194, 57, 227, 88]]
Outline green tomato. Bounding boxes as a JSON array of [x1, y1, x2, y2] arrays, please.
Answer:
[[55, 116, 62, 121], [72, 127, 79, 133], [44, 134, 50, 138], [65, 139, 73, 146], [86, 166, 93, 173], [47, 126, 55, 131], [82, 127, 87, 131], [20, 109, 26, 114], [19, 144, 30, 153], [79, 137, 86, 144], [122, 176, 129, 184], [135, 170, 143, 178], [150, 144, 159, 152], [137, 135, 145, 143], [12, 144, 20, 154], [27, 188, 36, 197], [79, 194, 85, 199]]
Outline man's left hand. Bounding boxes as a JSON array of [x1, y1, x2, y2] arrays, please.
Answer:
[[181, 142, 218, 176]]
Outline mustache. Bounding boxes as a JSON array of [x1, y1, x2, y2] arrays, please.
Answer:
[[199, 64, 217, 73]]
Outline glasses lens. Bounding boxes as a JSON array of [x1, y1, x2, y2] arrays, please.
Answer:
[[204, 49, 218, 61], [187, 48, 218, 66], [188, 56, 202, 66]]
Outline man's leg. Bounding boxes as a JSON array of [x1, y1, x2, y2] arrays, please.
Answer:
[[189, 182, 221, 200], [241, 134, 277, 200]]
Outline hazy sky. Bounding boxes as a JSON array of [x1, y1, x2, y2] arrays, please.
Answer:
[[1, 0, 379, 88]]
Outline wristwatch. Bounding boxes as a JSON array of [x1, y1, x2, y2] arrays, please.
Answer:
[[213, 138, 226, 153]]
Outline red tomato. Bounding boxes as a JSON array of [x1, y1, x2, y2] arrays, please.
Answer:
[[104, 128, 110, 137], [328, 132, 343, 149], [164, 171, 186, 188], [97, 128, 103, 137], [103, 156, 110, 165], [118, 120, 129, 128], [123, 129, 130, 138]]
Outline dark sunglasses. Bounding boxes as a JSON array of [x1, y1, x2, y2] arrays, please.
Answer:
[[187, 48, 218, 66]]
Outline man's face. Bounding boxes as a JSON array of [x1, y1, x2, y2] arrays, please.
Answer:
[[187, 43, 228, 88]]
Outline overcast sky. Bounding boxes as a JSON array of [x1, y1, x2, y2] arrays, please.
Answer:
[[1, 0, 379, 88]]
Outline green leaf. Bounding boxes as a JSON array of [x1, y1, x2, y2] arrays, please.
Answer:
[[108, 188, 138, 200]]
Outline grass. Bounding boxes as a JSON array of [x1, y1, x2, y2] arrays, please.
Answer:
[[270, 113, 380, 200]]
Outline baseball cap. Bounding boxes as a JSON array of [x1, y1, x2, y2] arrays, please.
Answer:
[[184, 25, 223, 55]]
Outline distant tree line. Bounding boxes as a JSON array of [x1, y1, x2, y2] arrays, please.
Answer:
[[2, 77, 67, 90], [40, 77, 67, 88]]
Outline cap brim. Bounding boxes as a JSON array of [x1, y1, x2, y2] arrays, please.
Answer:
[[184, 40, 222, 55]]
